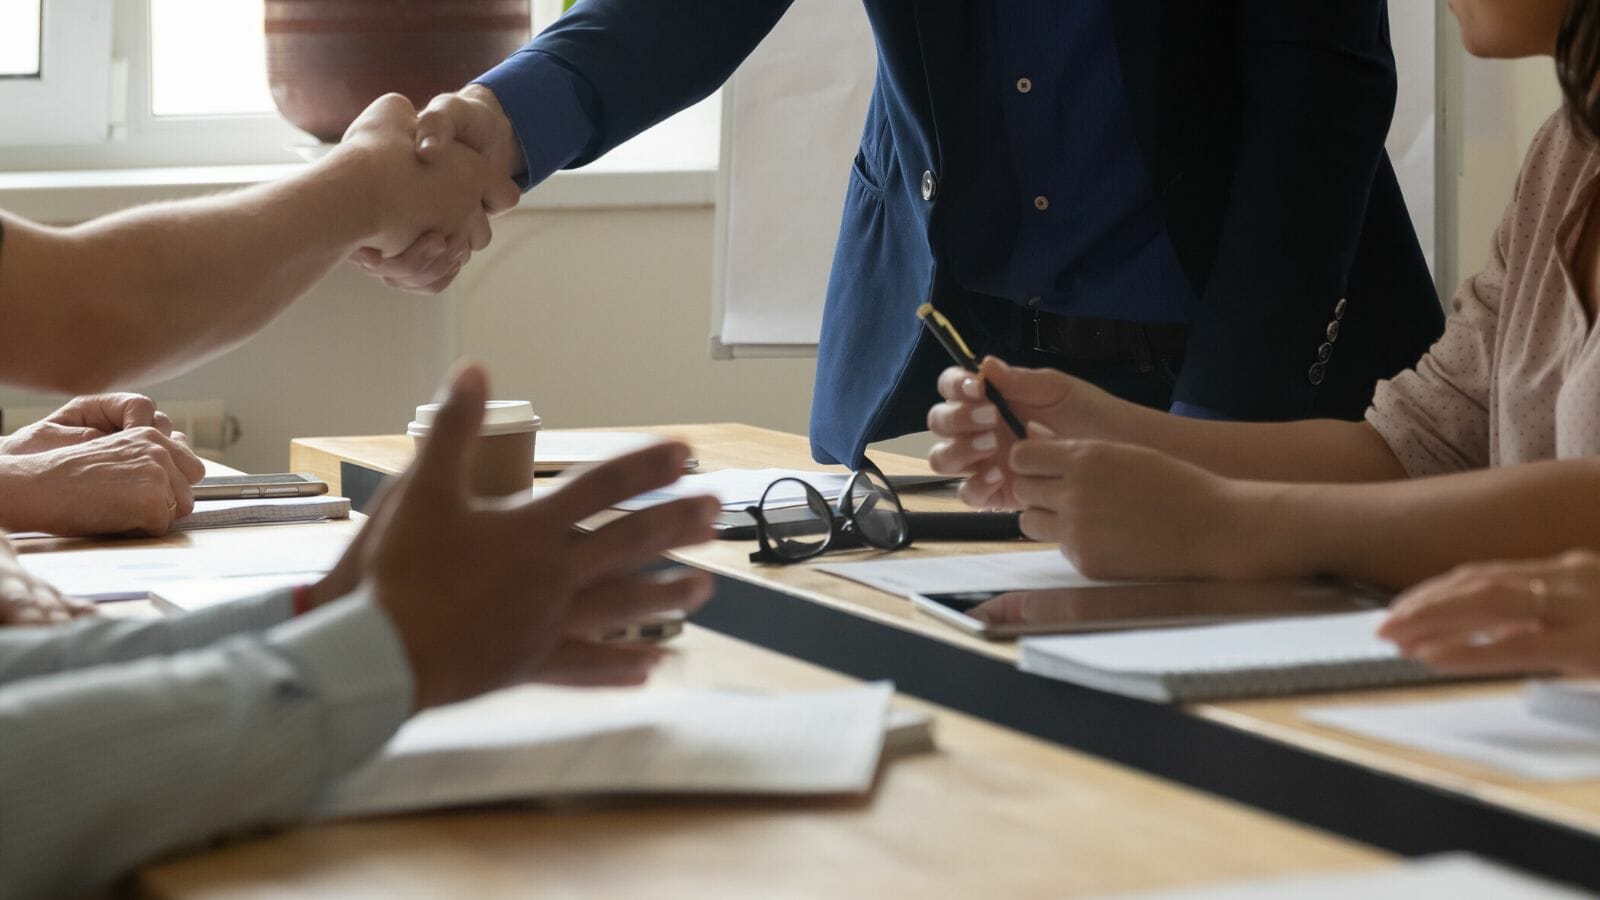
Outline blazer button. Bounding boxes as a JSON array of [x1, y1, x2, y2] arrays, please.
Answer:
[[1334, 298, 1348, 320], [1325, 320, 1341, 343], [921, 170, 937, 202], [1317, 342, 1334, 362], [1308, 362, 1327, 386]]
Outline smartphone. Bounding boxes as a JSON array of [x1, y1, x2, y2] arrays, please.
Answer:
[[194, 473, 329, 501], [913, 580, 1385, 641]]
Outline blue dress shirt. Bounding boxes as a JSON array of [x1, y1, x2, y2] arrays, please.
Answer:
[[476, 2, 1221, 417]]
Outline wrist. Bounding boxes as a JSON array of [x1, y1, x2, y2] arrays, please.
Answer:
[[460, 83, 525, 180], [1213, 480, 1305, 580], [312, 143, 390, 251]]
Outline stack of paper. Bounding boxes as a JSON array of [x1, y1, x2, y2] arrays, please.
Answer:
[[818, 549, 1107, 598], [19, 539, 347, 603], [173, 496, 350, 531], [321, 682, 930, 819]]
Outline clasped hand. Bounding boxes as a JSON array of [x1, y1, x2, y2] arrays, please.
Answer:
[[343, 87, 523, 294]]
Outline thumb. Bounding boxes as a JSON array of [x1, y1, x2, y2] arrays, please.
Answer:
[[411, 361, 489, 502], [415, 95, 462, 161], [980, 356, 1072, 407]]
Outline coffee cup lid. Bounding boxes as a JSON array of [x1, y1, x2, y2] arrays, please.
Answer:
[[408, 400, 542, 438]]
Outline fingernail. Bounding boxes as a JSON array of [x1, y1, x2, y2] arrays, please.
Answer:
[[973, 406, 998, 426], [973, 433, 998, 452], [419, 137, 436, 153], [983, 467, 1004, 485], [1028, 422, 1057, 439], [962, 377, 983, 400]]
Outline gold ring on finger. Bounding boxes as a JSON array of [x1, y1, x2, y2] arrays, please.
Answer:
[[1530, 577, 1550, 623]]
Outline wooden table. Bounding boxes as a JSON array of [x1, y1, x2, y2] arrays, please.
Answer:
[[292, 424, 1600, 889], [138, 625, 1386, 899]]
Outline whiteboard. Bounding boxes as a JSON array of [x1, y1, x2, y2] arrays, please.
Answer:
[[714, 7, 1440, 350]]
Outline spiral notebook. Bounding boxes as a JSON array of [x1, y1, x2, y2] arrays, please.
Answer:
[[1018, 610, 1446, 703]]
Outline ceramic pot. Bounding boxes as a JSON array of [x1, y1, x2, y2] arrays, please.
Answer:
[[265, 0, 531, 143]]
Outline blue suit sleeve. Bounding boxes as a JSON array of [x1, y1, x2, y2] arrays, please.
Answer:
[[1170, 2, 1402, 419], [490, 0, 795, 169], [475, 51, 598, 190], [1169, 401, 1232, 421]]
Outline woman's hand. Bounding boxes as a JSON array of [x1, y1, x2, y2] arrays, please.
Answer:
[[1379, 551, 1600, 675], [1008, 427, 1258, 580], [927, 357, 1121, 509]]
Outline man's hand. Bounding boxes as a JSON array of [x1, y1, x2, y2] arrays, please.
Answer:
[[351, 85, 525, 294], [0, 394, 174, 457], [326, 362, 718, 711], [0, 535, 95, 626], [0, 428, 207, 536], [332, 94, 520, 289]]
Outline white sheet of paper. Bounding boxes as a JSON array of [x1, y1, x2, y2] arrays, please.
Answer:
[[816, 550, 1110, 599], [322, 682, 897, 819], [19, 537, 346, 601], [1304, 692, 1600, 781], [1095, 854, 1586, 900], [614, 467, 851, 511]]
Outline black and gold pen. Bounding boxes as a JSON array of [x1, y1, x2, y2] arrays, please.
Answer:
[[916, 303, 1028, 439]]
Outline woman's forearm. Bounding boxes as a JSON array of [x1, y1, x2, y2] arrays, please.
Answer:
[[1235, 457, 1600, 590]]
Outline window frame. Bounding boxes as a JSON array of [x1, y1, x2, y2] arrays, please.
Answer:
[[0, 0, 113, 146]]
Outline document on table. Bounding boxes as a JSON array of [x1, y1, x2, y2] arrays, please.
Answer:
[[816, 550, 1112, 599], [1094, 853, 1587, 899], [1304, 688, 1600, 781], [322, 682, 904, 819], [172, 496, 350, 531], [18, 537, 347, 602], [614, 467, 852, 511]]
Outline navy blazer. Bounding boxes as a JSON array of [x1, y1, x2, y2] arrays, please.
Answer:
[[533, 1, 1444, 465]]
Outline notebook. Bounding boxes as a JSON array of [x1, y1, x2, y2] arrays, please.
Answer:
[[1018, 610, 1445, 703], [535, 432, 699, 475], [1094, 854, 1587, 899], [172, 495, 350, 530], [320, 682, 933, 819]]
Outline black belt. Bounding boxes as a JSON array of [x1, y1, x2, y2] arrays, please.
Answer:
[[1016, 310, 1190, 363]]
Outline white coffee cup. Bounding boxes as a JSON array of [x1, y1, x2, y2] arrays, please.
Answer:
[[407, 400, 541, 496]]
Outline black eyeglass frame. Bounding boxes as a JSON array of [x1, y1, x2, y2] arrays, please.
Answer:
[[745, 458, 913, 564]]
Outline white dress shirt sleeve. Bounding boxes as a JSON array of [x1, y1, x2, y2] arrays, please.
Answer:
[[0, 590, 414, 899]]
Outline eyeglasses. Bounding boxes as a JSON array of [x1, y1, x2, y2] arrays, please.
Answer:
[[746, 458, 912, 564]]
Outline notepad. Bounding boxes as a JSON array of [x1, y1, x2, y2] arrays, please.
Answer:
[[321, 682, 928, 819], [1094, 854, 1587, 899], [534, 432, 698, 474], [1018, 610, 1445, 703], [172, 496, 351, 531]]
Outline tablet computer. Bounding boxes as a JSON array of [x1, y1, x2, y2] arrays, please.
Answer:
[[912, 580, 1386, 641]]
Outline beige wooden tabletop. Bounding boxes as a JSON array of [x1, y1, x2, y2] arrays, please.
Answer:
[[291, 424, 1600, 840], [137, 625, 1385, 899]]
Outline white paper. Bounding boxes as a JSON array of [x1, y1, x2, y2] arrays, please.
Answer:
[[816, 550, 1110, 599], [534, 432, 672, 466], [1305, 693, 1600, 782], [173, 496, 350, 531], [322, 683, 898, 819], [615, 467, 851, 511], [19, 538, 346, 601], [1096, 854, 1586, 900]]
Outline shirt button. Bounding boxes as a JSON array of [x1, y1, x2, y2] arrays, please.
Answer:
[[1326, 320, 1341, 343], [1334, 298, 1349, 320], [1307, 362, 1327, 386], [1033, 195, 1050, 212], [1317, 342, 1334, 362], [921, 170, 937, 202], [1016, 77, 1033, 94]]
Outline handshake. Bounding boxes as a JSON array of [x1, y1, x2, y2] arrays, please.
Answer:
[[331, 86, 527, 294]]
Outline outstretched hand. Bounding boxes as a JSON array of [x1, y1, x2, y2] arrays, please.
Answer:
[[320, 362, 719, 711]]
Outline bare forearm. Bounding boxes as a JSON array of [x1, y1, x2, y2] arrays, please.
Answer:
[[0, 152, 376, 393], [1104, 399, 1407, 482], [1234, 458, 1600, 590]]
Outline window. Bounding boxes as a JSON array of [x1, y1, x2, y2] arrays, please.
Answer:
[[0, 0, 716, 175], [0, 0, 112, 146], [149, 0, 274, 117], [0, 0, 42, 77]]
